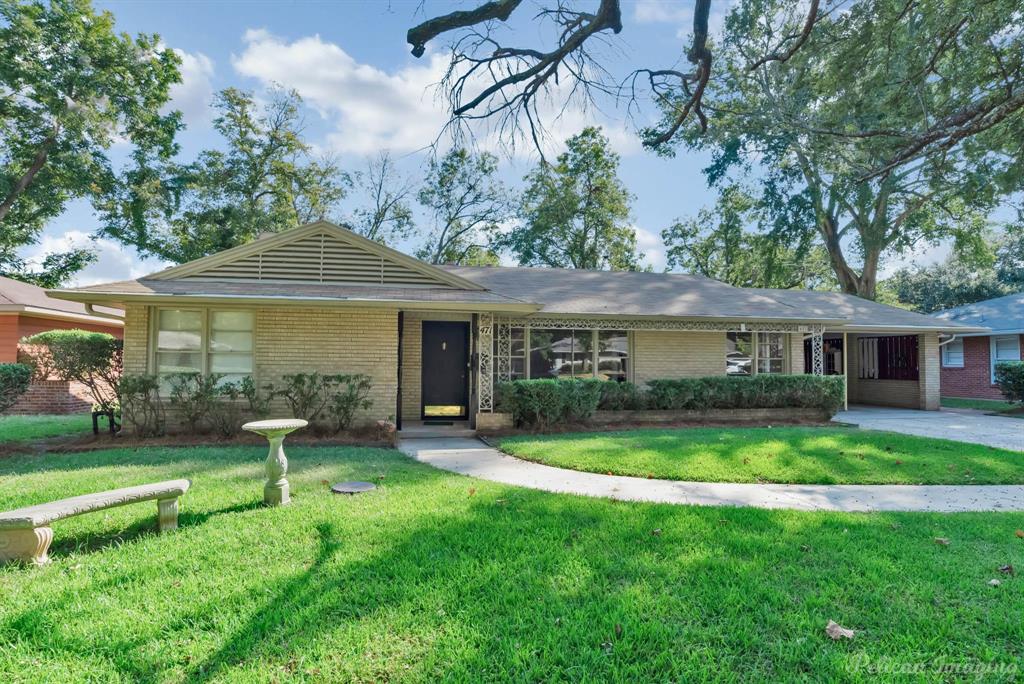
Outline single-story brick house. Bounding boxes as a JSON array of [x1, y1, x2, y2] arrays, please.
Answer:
[[49, 222, 986, 429], [932, 292, 1023, 400]]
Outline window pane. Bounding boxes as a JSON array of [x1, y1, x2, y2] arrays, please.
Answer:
[[159, 309, 202, 331], [210, 353, 253, 374], [530, 329, 573, 379], [510, 327, 526, 356], [572, 331, 593, 378], [158, 309, 202, 351], [156, 351, 202, 375], [726, 332, 753, 375], [757, 333, 784, 374], [994, 336, 1020, 361], [210, 331, 253, 353], [598, 331, 628, 381], [212, 311, 254, 332]]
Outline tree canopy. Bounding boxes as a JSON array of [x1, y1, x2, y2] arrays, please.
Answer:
[[0, 0, 181, 284], [501, 127, 642, 271]]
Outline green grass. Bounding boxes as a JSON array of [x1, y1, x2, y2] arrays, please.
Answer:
[[942, 396, 1023, 417], [0, 446, 1022, 681], [500, 427, 1024, 485], [0, 414, 93, 443]]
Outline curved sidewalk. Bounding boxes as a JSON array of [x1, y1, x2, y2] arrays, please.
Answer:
[[398, 438, 1024, 513]]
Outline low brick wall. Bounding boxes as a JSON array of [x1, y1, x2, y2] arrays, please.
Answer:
[[4, 380, 96, 415], [589, 408, 832, 425]]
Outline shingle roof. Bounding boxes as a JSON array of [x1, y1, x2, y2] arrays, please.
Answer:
[[932, 292, 1024, 334], [0, 275, 122, 320], [752, 288, 979, 331], [440, 266, 828, 321]]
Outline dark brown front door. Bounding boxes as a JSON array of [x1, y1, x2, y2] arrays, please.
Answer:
[[421, 321, 470, 419]]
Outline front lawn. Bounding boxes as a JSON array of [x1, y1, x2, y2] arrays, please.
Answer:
[[943, 396, 1024, 417], [500, 427, 1024, 485], [0, 414, 93, 444], [0, 445, 1022, 681]]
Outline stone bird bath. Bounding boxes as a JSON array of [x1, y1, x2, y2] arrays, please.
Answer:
[[242, 419, 308, 506]]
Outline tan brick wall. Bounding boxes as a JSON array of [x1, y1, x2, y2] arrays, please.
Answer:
[[256, 307, 398, 425], [788, 333, 806, 374], [122, 304, 149, 375], [633, 331, 725, 384], [400, 311, 472, 421], [918, 332, 940, 411]]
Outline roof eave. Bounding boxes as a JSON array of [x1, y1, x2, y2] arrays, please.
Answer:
[[834, 323, 992, 334]]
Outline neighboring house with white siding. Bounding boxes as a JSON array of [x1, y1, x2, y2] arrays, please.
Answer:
[[932, 293, 1024, 401], [49, 222, 986, 430]]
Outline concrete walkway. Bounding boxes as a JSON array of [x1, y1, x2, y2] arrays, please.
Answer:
[[398, 438, 1024, 513], [833, 406, 1023, 451]]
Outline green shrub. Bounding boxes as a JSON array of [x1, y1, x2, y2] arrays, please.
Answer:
[[596, 381, 646, 411], [496, 379, 602, 428], [327, 374, 374, 433], [0, 363, 32, 413], [646, 375, 845, 413], [240, 376, 272, 418], [270, 372, 338, 423], [994, 361, 1024, 404], [119, 374, 164, 437], [209, 382, 245, 438], [166, 372, 220, 433], [24, 329, 122, 411]]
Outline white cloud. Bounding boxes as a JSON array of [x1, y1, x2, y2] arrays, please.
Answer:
[[634, 225, 667, 271], [23, 231, 168, 287], [231, 30, 641, 159], [168, 49, 215, 126]]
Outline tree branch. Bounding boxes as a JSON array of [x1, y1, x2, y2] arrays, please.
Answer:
[[407, 0, 524, 57]]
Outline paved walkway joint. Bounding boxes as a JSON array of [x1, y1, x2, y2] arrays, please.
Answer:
[[398, 437, 1024, 513]]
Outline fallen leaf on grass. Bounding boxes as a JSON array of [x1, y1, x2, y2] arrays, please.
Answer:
[[825, 620, 855, 640], [800, 545, 811, 553], [1016, 530, 1024, 539], [468, 487, 476, 497], [998, 564, 1015, 575], [988, 579, 1002, 587], [320, 480, 329, 486], [651, 528, 662, 536], [934, 537, 951, 546]]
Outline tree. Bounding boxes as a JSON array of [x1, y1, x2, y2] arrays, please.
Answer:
[[663, 0, 1024, 299], [882, 223, 1024, 312], [415, 148, 507, 265], [100, 88, 350, 263], [348, 152, 415, 245], [662, 185, 834, 289], [503, 127, 641, 270], [0, 0, 182, 284]]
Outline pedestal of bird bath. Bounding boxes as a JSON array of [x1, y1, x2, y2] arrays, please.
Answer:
[[242, 419, 308, 506]]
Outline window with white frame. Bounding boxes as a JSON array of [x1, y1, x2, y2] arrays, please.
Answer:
[[726, 332, 753, 375], [757, 333, 785, 374], [941, 338, 964, 367], [991, 335, 1021, 383], [727, 332, 786, 375], [494, 328, 629, 382], [155, 309, 254, 388]]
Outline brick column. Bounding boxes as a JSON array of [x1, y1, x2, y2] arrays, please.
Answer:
[[918, 332, 940, 410]]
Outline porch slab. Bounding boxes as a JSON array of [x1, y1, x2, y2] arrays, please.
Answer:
[[398, 438, 1024, 512]]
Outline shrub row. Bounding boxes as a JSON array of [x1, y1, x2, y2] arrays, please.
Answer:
[[0, 363, 32, 413], [496, 375, 846, 427], [994, 361, 1024, 404]]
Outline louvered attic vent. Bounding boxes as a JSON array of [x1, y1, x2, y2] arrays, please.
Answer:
[[182, 232, 449, 287]]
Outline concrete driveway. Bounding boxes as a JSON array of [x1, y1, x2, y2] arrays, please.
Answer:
[[833, 406, 1023, 451]]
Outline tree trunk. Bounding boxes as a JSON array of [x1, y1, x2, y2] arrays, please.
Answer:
[[0, 131, 58, 223]]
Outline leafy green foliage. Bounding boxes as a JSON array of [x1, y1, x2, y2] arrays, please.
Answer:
[[496, 379, 602, 428], [208, 381, 245, 438], [166, 373, 220, 433], [24, 329, 122, 411], [415, 148, 506, 265], [0, 0, 181, 284], [501, 427, 1024, 485], [994, 362, 1024, 405], [503, 127, 642, 270], [672, 0, 1024, 298], [270, 372, 338, 424], [100, 88, 350, 263], [348, 151, 415, 245], [326, 374, 374, 433], [0, 363, 31, 413], [882, 224, 1024, 312], [117, 374, 164, 437], [596, 381, 647, 411], [662, 185, 835, 289], [645, 375, 845, 413], [240, 376, 271, 419]]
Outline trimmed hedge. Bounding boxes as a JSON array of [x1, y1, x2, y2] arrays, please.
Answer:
[[994, 361, 1024, 404], [0, 363, 32, 413], [497, 375, 845, 427]]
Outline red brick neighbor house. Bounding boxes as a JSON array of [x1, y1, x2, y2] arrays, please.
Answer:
[[933, 292, 1023, 400], [47, 222, 987, 431], [0, 276, 123, 414]]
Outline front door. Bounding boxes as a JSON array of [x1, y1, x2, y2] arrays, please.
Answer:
[[421, 321, 470, 419]]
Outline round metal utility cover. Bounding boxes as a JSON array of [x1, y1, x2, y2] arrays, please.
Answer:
[[331, 481, 377, 495]]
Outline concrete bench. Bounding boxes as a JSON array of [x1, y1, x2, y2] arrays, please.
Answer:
[[0, 479, 191, 566]]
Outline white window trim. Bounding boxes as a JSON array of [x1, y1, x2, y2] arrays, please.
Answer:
[[990, 334, 1021, 384], [150, 306, 257, 387], [506, 327, 633, 382], [941, 338, 964, 368]]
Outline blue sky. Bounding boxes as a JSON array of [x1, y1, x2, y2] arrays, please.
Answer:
[[24, 0, 950, 286]]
